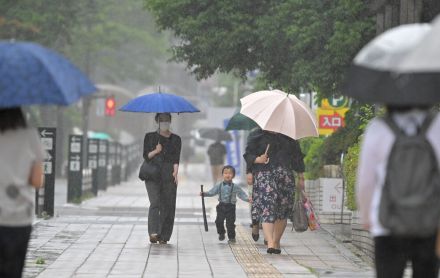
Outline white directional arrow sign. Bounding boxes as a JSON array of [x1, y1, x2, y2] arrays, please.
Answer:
[[44, 151, 52, 161], [40, 129, 54, 137], [71, 155, 81, 161]]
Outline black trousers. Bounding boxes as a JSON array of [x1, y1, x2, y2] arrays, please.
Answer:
[[215, 203, 236, 239], [374, 235, 439, 278], [145, 164, 177, 241], [0, 225, 32, 278]]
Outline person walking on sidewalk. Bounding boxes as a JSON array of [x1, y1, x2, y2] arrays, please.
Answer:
[[244, 129, 305, 254], [207, 141, 227, 185], [200, 165, 250, 243], [143, 113, 181, 244], [0, 107, 44, 278], [357, 106, 440, 278]]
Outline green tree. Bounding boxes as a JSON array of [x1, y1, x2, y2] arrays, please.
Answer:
[[0, 0, 82, 48], [145, 0, 374, 98], [64, 0, 168, 84]]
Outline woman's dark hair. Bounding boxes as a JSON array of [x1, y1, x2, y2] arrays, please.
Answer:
[[0, 107, 27, 133], [222, 165, 236, 177], [154, 113, 172, 122]]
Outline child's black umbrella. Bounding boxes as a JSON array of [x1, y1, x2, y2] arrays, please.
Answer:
[[200, 185, 208, 232]]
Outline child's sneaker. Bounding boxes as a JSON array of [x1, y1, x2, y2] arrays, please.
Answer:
[[218, 233, 225, 241], [228, 238, 236, 243]]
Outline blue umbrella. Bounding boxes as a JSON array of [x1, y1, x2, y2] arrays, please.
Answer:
[[0, 41, 96, 108], [119, 91, 200, 113]]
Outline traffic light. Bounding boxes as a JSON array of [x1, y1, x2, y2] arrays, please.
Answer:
[[105, 96, 116, 117]]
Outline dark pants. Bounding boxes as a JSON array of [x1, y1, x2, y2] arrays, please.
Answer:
[[374, 235, 439, 278], [215, 203, 236, 239], [0, 225, 32, 278], [145, 164, 177, 241]]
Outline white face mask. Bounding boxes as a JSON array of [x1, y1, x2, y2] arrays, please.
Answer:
[[159, 121, 171, 131]]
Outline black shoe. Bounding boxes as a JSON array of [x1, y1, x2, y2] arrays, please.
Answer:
[[252, 233, 259, 242], [251, 224, 259, 242], [228, 238, 236, 243], [267, 248, 276, 254], [159, 240, 168, 244], [219, 233, 225, 241], [273, 248, 281, 254]]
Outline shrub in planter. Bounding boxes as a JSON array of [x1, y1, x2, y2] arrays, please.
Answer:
[[343, 141, 360, 210], [300, 137, 324, 180]]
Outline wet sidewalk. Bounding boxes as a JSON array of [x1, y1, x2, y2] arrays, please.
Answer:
[[24, 164, 374, 277]]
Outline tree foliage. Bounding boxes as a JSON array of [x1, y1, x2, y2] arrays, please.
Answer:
[[1, 0, 168, 85], [64, 0, 168, 84], [145, 0, 375, 98], [0, 0, 81, 48]]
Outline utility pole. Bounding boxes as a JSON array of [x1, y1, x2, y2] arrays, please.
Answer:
[[82, 0, 96, 168]]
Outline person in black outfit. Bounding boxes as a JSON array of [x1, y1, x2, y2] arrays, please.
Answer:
[[143, 113, 181, 244]]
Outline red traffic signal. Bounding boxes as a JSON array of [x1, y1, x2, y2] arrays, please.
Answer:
[[105, 96, 116, 117]]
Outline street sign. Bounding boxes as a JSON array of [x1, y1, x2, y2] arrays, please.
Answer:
[[97, 139, 108, 191], [321, 178, 344, 212], [37, 127, 56, 217], [68, 135, 83, 202], [223, 119, 241, 177]]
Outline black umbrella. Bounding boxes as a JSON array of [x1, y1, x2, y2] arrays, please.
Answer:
[[198, 127, 232, 141], [201, 185, 208, 232], [343, 20, 440, 106]]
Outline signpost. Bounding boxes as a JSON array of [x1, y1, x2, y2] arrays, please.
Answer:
[[97, 139, 108, 191], [37, 127, 56, 217], [109, 142, 116, 186], [88, 138, 99, 195], [67, 135, 83, 202]]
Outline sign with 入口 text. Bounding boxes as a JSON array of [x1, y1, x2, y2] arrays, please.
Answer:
[[317, 96, 349, 136]]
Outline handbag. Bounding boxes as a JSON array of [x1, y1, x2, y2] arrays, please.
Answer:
[[304, 195, 320, 231], [291, 187, 308, 232], [138, 160, 160, 181]]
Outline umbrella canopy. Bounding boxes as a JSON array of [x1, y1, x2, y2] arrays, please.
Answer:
[[119, 91, 200, 113], [0, 41, 96, 108], [198, 127, 232, 141], [225, 111, 258, 131], [344, 16, 440, 105], [240, 89, 318, 140]]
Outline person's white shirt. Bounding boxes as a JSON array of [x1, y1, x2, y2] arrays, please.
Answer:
[[0, 128, 44, 226], [356, 109, 440, 237]]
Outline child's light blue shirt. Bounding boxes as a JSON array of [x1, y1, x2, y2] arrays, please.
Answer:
[[204, 181, 249, 204]]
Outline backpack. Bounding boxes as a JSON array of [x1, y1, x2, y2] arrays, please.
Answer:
[[379, 113, 440, 237]]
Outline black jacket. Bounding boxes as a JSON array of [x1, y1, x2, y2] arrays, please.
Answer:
[[243, 130, 305, 173], [143, 131, 181, 165]]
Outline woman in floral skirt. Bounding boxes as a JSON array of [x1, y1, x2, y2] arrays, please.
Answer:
[[244, 129, 305, 254]]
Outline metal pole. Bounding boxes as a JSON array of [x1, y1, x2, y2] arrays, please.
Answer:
[[340, 152, 345, 224]]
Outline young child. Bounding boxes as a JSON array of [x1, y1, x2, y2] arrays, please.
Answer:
[[200, 165, 250, 242]]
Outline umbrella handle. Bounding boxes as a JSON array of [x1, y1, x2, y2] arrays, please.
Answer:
[[264, 144, 270, 164]]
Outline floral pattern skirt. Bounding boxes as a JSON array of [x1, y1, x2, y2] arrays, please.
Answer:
[[251, 166, 295, 223]]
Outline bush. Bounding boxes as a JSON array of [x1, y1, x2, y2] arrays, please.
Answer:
[[300, 137, 324, 180], [343, 141, 360, 210]]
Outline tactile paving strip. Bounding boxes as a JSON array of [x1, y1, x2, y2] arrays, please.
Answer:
[[230, 225, 283, 277]]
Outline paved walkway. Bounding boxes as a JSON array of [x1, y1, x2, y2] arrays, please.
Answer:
[[24, 164, 375, 277]]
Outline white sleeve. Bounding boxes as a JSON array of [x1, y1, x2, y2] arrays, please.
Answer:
[[356, 120, 381, 225], [29, 129, 45, 162]]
